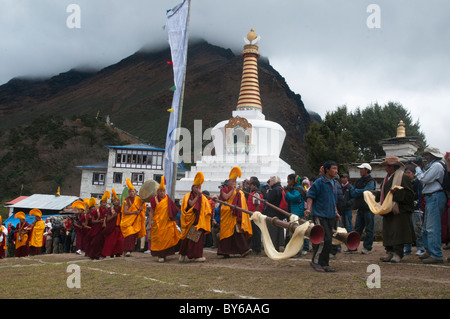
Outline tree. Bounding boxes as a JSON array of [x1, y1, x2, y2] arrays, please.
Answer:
[[305, 102, 426, 173]]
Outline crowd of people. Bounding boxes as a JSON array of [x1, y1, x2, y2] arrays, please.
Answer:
[[1, 147, 449, 274]]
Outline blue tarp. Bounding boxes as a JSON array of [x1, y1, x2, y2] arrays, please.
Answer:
[[3, 214, 67, 228]]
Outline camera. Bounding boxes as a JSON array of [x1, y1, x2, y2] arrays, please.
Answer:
[[407, 156, 423, 167]]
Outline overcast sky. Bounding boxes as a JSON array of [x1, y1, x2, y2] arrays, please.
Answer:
[[1, 0, 448, 153]]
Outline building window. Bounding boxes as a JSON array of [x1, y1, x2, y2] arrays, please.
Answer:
[[92, 172, 105, 185], [114, 149, 164, 170], [113, 172, 123, 184], [131, 172, 144, 185], [91, 193, 103, 200]]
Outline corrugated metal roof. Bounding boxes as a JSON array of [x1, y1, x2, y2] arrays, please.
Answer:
[[7, 194, 80, 210], [4, 196, 29, 205]]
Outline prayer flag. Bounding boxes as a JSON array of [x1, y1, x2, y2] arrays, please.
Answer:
[[164, 0, 190, 198]]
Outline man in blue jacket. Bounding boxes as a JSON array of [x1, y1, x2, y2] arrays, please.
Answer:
[[305, 161, 340, 272]]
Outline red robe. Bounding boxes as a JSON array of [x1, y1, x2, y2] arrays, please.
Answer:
[[102, 205, 124, 257], [0, 226, 7, 258], [87, 208, 107, 259], [15, 222, 30, 257], [74, 214, 86, 251]]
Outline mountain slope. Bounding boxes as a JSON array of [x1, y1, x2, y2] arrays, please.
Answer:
[[0, 40, 313, 184]]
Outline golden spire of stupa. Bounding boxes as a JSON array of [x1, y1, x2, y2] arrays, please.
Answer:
[[396, 120, 406, 137], [236, 28, 262, 111]]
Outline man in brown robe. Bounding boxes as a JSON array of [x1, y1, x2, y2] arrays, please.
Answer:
[[377, 156, 416, 263]]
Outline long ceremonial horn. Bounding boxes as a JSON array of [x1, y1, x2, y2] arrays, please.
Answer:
[[333, 231, 360, 251], [244, 190, 307, 223], [212, 197, 324, 244]]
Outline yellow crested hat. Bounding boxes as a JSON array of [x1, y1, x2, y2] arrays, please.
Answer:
[[88, 197, 97, 208], [229, 166, 242, 180], [158, 176, 166, 191], [72, 200, 86, 211], [29, 208, 42, 218], [126, 178, 135, 191], [15, 211, 26, 220], [193, 172, 204, 187], [101, 190, 111, 202], [111, 188, 119, 200]]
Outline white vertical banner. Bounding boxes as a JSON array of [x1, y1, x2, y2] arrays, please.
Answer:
[[164, 0, 190, 198]]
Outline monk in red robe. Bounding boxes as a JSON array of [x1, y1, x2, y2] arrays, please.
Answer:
[[179, 172, 212, 262], [83, 197, 96, 257], [14, 211, 30, 257], [102, 189, 124, 258], [72, 200, 87, 255], [217, 167, 252, 258], [87, 192, 109, 259], [0, 216, 8, 258], [28, 209, 46, 256], [121, 179, 146, 257], [149, 176, 181, 262]]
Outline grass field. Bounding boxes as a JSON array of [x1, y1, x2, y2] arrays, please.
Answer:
[[1, 242, 449, 303]]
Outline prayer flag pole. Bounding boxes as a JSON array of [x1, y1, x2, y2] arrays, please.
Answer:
[[164, 0, 191, 199]]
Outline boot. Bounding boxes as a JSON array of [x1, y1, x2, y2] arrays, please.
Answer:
[[390, 253, 402, 263], [380, 252, 393, 262]]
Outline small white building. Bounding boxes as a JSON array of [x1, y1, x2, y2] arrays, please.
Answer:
[[77, 143, 166, 200]]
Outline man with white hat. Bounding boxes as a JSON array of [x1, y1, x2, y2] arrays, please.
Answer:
[[349, 163, 376, 254], [412, 146, 447, 264]]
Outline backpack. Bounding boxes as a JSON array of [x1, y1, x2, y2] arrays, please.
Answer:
[[277, 186, 288, 211], [437, 160, 450, 199]]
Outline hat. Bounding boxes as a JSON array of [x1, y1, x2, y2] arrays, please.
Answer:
[[193, 172, 204, 186], [111, 188, 119, 200], [101, 190, 110, 202], [126, 178, 135, 191], [29, 208, 42, 218], [357, 163, 372, 171], [15, 211, 26, 220], [423, 146, 443, 159], [381, 156, 405, 167], [158, 176, 165, 191], [88, 197, 97, 208], [72, 200, 86, 211], [229, 167, 241, 180]]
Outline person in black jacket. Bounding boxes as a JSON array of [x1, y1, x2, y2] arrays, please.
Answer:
[[264, 176, 285, 252], [349, 163, 376, 254], [340, 174, 354, 233]]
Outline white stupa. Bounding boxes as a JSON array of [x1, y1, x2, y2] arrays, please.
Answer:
[[174, 29, 294, 199]]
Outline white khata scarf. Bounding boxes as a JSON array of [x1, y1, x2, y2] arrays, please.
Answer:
[[250, 212, 309, 260], [364, 168, 404, 215]]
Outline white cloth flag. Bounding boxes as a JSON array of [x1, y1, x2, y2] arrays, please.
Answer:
[[164, 0, 190, 197]]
